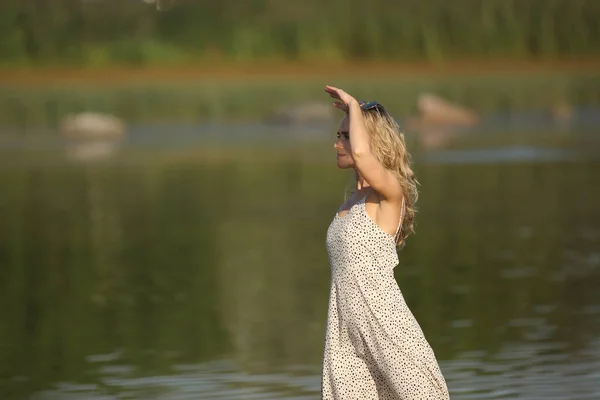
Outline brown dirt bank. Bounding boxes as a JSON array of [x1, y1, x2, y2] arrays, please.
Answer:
[[1, 58, 600, 87]]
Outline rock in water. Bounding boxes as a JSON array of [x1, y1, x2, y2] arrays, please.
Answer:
[[550, 101, 573, 124], [265, 102, 335, 125], [417, 93, 479, 126], [60, 112, 125, 140], [403, 94, 480, 150], [59, 112, 126, 162]]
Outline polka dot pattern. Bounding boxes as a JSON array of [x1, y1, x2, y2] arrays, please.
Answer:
[[321, 193, 450, 399]]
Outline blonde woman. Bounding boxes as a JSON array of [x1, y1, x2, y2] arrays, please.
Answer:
[[321, 86, 449, 400]]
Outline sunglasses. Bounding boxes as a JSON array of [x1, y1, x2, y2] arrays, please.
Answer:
[[358, 100, 387, 113]]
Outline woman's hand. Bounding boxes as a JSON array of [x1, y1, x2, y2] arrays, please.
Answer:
[[325, 86, 358, 113]]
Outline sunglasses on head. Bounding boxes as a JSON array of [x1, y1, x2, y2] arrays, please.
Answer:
[[358, 100, 386, 113]]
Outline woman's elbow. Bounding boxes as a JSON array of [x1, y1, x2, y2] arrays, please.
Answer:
[[351, 148, 370, 159]]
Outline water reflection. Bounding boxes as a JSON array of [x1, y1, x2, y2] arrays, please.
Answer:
[[29, 338, 600, 400], [1, 128, 599, 399]]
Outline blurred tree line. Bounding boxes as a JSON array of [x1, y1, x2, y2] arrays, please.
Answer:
[[0, 0, 599, 67]]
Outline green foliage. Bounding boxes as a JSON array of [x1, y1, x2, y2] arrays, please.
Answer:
[[1, 72, 599, 127], [1, 0, 599, 66]]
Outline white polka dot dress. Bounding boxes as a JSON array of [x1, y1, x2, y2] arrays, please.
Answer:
[[322, 192, 450, 399]]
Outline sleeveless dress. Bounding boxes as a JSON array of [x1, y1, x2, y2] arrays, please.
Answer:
[[321, 191, 449, 400]]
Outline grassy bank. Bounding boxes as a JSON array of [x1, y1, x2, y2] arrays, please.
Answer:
[[1, 65, 599, 128], [3, 58, 600, 85]]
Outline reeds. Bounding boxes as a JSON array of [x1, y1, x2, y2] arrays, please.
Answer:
[[2, 0, 599, 65]]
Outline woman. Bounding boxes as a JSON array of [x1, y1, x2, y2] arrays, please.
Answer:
[[321, 86, 449, 400]]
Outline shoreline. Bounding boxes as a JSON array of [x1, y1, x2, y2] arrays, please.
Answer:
[[2, 58, 600, 86]]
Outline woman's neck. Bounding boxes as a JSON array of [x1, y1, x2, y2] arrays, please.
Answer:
[[355, 170, 370, 191]]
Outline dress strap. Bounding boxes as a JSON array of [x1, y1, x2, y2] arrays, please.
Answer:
[[394, 196, 406, 241], [363, 188, 405, 241], [360, 188, 371, 203]]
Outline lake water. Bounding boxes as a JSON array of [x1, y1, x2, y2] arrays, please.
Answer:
[[0, 122, 599, 400]]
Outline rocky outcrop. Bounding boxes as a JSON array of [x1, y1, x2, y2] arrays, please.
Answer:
[[416, 93, 479, 126], [550, 101, 573, 124], [60, 112, 125, 140], [59, 112, 126, 162], [403, 94, 480, 150], [265, 102, 335, 125]]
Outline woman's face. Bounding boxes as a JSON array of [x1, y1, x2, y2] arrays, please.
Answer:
[[334, 115, 354, 169]]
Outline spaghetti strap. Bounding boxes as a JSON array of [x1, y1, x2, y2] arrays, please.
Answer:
[[394, 196, 406, 241], [361, 189, 405, 242]]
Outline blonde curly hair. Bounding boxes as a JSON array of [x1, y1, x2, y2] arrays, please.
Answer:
[[361, 106, 419, 248]]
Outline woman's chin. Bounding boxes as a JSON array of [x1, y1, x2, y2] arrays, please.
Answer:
[[336, 161, 352, 169]]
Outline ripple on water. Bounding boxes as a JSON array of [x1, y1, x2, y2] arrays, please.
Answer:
[[29, 337, 600, 400]]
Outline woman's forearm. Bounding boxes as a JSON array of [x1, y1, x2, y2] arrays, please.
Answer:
[[347, 100, 371, 157]]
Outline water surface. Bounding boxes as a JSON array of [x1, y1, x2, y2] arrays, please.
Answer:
[[1, 124, 599, 400]]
